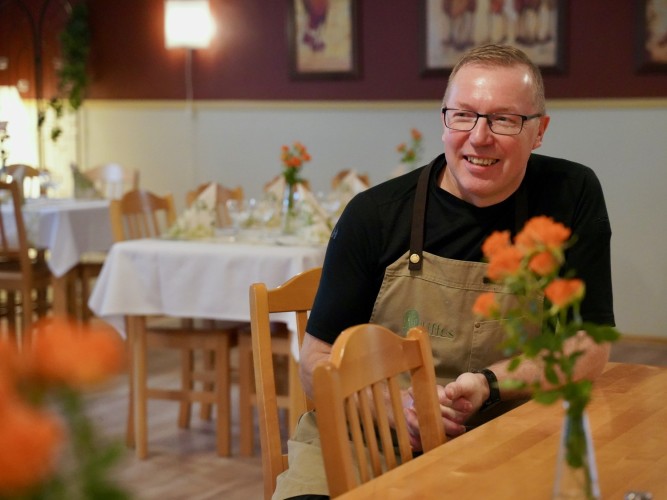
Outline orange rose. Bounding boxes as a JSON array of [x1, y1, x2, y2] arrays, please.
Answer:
[[29, 318, 125, 387], [472, 292, 499, 318], [487, 246, 523, 281], [528, 250, 559, 276], [545, 278, 585, 309], [482, 230, 512, 259], [411, 128, 422, 141], [515, 216, 571, 252], [0, 401, 62, 495]]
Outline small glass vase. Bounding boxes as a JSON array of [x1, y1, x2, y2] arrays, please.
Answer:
[[553, 405, 600, 500], [281, 181, 298, 235]]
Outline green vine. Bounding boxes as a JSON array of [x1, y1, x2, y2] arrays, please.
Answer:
[[48, 1, 90, 142]]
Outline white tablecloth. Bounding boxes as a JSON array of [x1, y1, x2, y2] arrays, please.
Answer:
[[88, 237, 327, 338], [20, 198, 113, 277]]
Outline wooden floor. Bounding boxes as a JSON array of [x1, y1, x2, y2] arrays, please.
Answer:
[[76, 334, 667, 500]]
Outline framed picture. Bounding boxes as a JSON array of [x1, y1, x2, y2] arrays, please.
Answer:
[[287, 0, 360, 80], [420, 0, 567, 75], [636, 0, 667, 72]]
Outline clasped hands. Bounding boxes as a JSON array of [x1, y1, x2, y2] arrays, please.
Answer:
[[402, 371, 490, 451]]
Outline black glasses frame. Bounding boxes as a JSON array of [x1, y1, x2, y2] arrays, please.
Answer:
[[442, 107, 543, 136]]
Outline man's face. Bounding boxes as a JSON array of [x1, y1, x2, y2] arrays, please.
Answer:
[[441, 64, 550, 207]]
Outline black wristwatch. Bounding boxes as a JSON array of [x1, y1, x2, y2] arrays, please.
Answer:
[[473, 368, 501, 412]]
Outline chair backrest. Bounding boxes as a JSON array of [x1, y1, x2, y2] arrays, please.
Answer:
[[185, 182, 244, 227], [331, 169, 370, 190], [249, 267, 322, 500], [313, 324, 446, 497], [4, 164, 44, 199], [83, 163, 140, 199], [0, 180, 31, 275], [109, 189, 176, 241]]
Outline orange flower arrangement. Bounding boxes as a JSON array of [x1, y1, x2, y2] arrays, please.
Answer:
[[281, 141, 311, 187], [396, 128, 423, 166], [472, 216, 618, 483], [0, 318, 128, 499]]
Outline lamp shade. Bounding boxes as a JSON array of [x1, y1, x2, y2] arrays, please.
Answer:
[[164, 0, 215, 49]]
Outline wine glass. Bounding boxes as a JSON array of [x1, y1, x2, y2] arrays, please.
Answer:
[[225, 199, 250, 239]]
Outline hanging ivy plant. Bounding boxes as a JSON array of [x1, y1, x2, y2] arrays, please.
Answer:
[[49, 1, 90, 142]]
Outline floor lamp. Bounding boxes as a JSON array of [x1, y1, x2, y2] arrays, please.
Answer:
[[164, 0, 215, 186]]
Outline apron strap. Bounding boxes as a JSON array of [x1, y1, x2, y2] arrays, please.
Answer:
[[408, 159, 437, 271]]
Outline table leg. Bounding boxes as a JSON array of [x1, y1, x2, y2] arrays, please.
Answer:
[[51, 270, 74, 317]]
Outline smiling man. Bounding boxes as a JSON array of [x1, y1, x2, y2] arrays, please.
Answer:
[[273, 44, 615, 500]]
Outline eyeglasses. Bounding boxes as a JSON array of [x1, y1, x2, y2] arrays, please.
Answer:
[[442, 107, 543, 136]]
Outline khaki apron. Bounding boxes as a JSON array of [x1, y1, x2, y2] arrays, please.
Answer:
[[273, 160, 532, 499]]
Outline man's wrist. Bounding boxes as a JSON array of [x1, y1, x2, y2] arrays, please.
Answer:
[[472, 368, 501, 412]]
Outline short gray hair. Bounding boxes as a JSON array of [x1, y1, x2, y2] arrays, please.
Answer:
[[442, 44, 546, 114]]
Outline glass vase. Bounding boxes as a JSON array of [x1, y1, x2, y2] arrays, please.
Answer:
[[553, 405, 600, 500], [281, 182, 297, 235]]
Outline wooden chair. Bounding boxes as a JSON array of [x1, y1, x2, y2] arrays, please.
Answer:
[[111, 189, 240, 458], [0, 180, 52, 344], [109, 189, 176, 241], [82, 163, 139, 200], [313, 324, 446, 498], [185, 182, 243, 227], [246, 267, 322, 499], [4, 164, 46, 199]]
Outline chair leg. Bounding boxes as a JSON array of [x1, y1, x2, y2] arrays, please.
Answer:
[[125, 327, 135, 449], [131, 316, 149, 459], [178, 348, 194, 428], [215, 335, 231, 457], [238, 332, 255, 456], [200, 349, 215, 421]]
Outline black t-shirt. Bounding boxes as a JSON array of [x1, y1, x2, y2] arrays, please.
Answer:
[[307, 153, 615, 345]]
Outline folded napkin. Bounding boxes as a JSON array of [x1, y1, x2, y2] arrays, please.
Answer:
[[71, 164, 103, 200], [293, 184, 333, 244], [335, 170, 369, 195], [264, 175, 285, 204], [167, 183, 217, 239]]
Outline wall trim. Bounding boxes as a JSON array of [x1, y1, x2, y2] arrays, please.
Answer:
[[81, 98, 667, 111]]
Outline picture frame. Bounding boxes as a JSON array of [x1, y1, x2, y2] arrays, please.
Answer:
[[636, 0, 667, 72], [420, 0, 567, 75], [287, 0, 360, 80]]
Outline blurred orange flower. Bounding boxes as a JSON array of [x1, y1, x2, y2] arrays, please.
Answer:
[[481, 230, 511, 259], [0, 401, 62, 494], [515, 215, 571, 252], [396, 128, 423, 165], [29, 318, 125, 387], [472, 292, 499, 318], [545, 278, 585, 310], [0, 318, 128, 498], [528, 250, 559, 276], [281, 141, 311, 185], [486, 246, 523, 281]]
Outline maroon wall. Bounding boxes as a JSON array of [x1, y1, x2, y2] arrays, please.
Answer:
[[4, 0, 667, 101]]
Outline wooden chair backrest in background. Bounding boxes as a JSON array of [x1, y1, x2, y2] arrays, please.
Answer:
[[248, 267, 322, 500], [109, 189, 176, 241], [313, 324, 446, 497], [83, 163, 140, 200], [4, 164, 45, 199]]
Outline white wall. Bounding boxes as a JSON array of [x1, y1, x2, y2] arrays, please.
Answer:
[[77, 99, 667, 339]]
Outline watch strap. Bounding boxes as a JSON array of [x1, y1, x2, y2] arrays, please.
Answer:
[[473, 368, 501, 412]]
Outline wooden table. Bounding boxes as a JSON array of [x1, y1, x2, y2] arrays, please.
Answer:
[[339, 363, 667, 499], [9, 198, 113, 315], [89, 235, 326, 458]]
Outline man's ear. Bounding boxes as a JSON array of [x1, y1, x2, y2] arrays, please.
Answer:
[[532, 115, 550, 150]]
